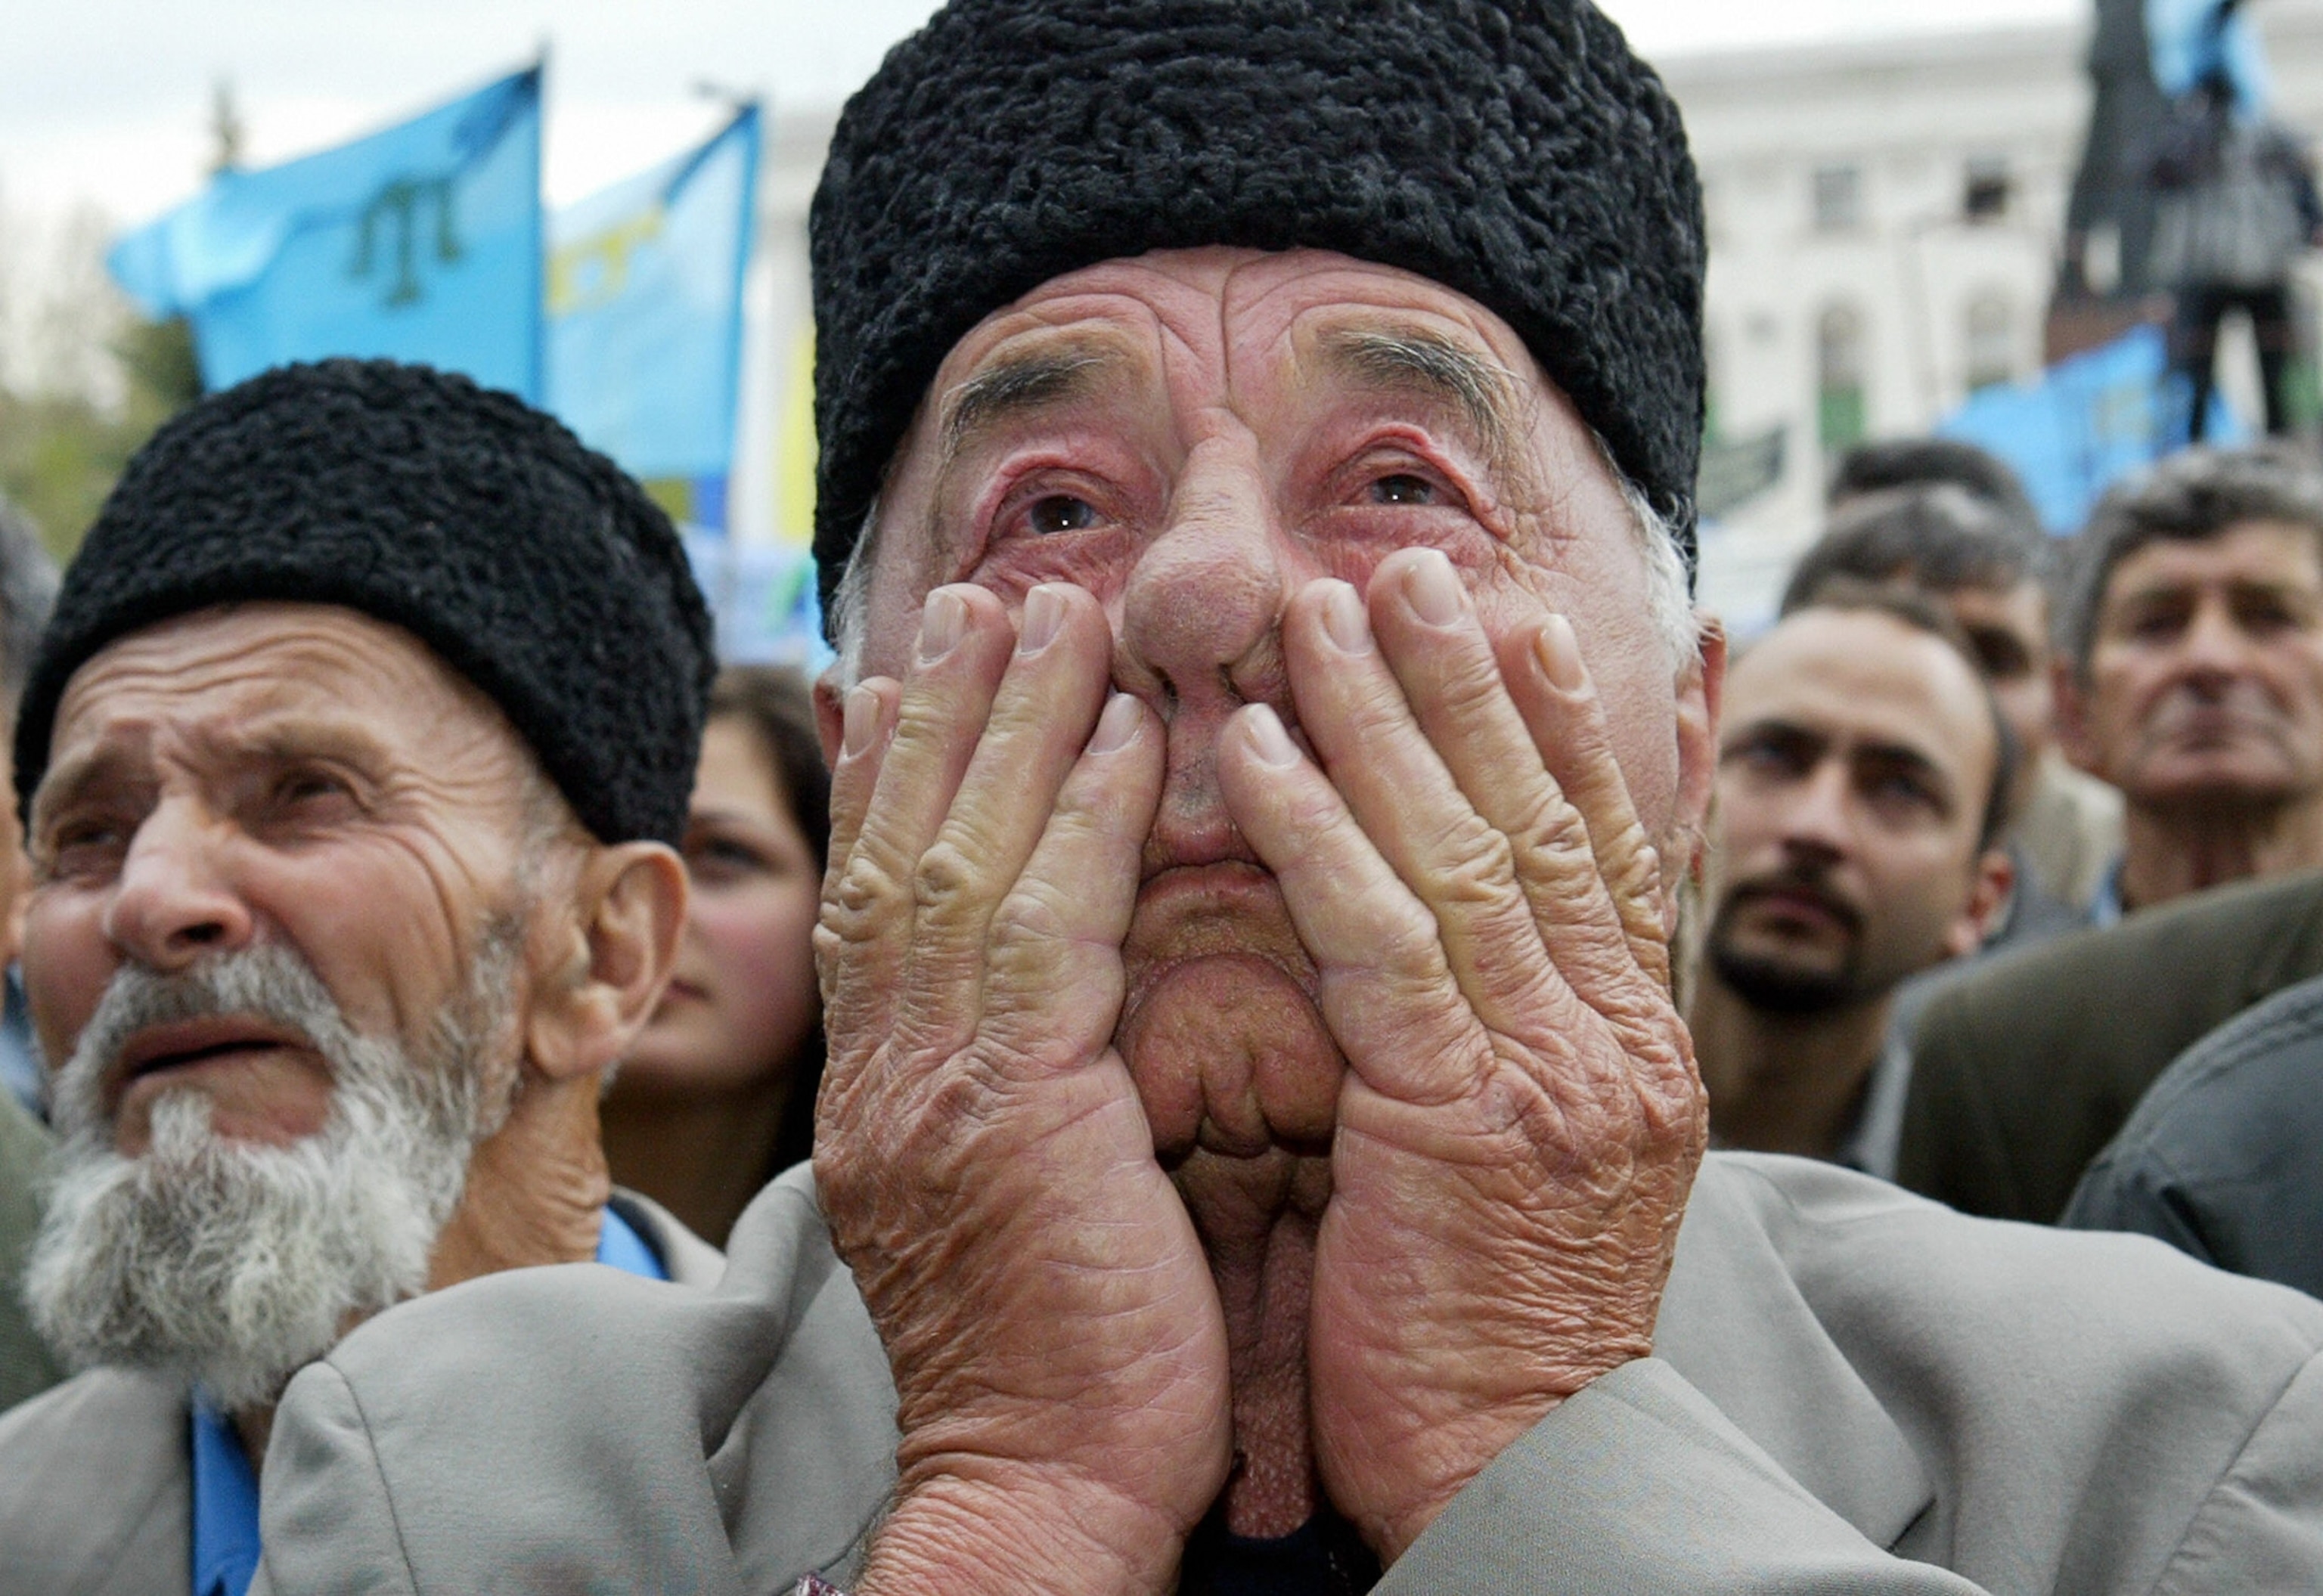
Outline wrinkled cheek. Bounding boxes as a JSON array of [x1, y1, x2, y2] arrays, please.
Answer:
[[21, 902, 107, 1077], [1120, 953, 1345, 1162]]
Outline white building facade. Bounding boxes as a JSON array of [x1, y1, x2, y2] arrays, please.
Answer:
[[1673, 2, 2323, 628]]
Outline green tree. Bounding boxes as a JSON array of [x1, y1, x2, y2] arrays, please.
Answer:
[[0, 318, 197, 563]]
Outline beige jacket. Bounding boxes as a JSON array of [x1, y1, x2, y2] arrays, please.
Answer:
[[0, 1191, 718, 1596], [253, 1155, 2323, 1594]]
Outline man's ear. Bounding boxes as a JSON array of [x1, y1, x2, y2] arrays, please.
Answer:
[[523, 842, 690, 1085], [1946, 846, 2018, 959], [2052, 656, 2101, 777], [1665, 612, 1726, 937]]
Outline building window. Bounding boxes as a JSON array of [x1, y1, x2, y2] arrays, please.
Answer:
[[1812, 164, 1863, 233], [1963, 155, 2011, 222], [1817, 303, 1869, 450], [1964, 292, 2017, 393]]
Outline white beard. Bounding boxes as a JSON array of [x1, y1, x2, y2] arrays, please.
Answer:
[[24, 936, 519, 1412]]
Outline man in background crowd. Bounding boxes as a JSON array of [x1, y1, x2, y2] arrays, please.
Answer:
[[1828, 436, 2041, 525], [0, 360, 718, 1596], [1824, 439, 2121, 915], [0, 493, 59, 1414], [1692, 586, 2012, 1176], [1788, 479, 2096, 942], [2054, 444, 2323, 917], [1903, 444, 2323, 1221]]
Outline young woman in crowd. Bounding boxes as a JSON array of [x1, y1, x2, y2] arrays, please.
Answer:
[[603, 665, 829, 1247]]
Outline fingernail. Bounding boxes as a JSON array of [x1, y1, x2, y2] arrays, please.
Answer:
[[1088, 693, 1141, 755], [1245, 704, 1300, 768], [1320, 581, 1372, 654], [1535, 614, 1586, 693], [919, 589, 967, 664], [1402, 550, 1463, 627], [842, 685, 879, 758], [1020, 585, 1067, 655]]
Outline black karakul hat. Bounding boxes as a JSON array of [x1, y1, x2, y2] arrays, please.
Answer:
[[809, 0, 1706, 624], [15, 359, 715, 847]]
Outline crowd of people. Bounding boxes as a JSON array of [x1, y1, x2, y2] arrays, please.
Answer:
[[2, 0, 2323, 1591]]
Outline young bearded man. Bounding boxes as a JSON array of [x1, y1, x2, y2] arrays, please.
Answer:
[[1693, 588, 2012, 1175]]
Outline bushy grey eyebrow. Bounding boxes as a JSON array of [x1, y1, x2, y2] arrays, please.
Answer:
[[1318, 325, 1522, 472], [939, 346, 1124, 466]]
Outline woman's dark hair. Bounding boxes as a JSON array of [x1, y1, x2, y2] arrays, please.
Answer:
[[704, 664, 830, 1173]]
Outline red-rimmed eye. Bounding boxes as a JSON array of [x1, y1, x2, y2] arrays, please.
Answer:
[[1028, 494, 1099, 535], [1368, 473, 1438, 506]]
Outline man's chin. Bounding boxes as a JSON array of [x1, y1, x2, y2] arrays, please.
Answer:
[[2128, 761, 2312, 816], [1120, 951, 1344, 1162], [1707, 943, 1861, 1015]]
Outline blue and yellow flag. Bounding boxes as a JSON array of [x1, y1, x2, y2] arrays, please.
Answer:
[[110, 67, 544, 401], [547, 104, 761, 531]]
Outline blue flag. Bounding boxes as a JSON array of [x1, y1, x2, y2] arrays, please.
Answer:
[[1940, 324, 2245, 535], [547, 104, 761, 530], [110, 67, 544, 401]]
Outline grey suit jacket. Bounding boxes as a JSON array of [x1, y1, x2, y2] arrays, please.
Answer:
[[0, 1089, 64, 1414], [0, 1192, 719, 1596], [253, 1155, 2323, 1594]]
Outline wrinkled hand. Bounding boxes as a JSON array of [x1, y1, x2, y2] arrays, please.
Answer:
[[814, 583, 1230, 1596], [1216, 547, 1707, 1560]]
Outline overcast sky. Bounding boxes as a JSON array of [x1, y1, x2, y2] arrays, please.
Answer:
[[0, 0, 2084, 228]]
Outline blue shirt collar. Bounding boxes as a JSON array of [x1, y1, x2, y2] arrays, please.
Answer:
[[190, 1204, 668, 1596], [2089, 855, 2127, 929]]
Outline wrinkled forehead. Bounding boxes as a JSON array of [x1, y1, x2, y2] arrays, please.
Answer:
[[920, 246, 1553, 427], [44, 603, 516, 783], [2104, 518, 2323, 600], [1727, 611, 1996, 770]]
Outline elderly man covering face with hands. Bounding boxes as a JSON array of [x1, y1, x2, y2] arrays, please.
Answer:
[[248, 3, 2323, 1593]]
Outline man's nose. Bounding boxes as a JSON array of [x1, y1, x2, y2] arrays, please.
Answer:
[[1777, 759, 1855, 860], [2173, 597, 2259, 683], [1113, 465, 1292, 720], [100, 798, 256, 972]]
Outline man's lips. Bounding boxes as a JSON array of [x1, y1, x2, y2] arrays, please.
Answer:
[[1729, 882, 1859, 937], [109, 1017, 315, 1103]]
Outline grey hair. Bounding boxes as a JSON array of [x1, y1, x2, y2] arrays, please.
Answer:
[[823, 442, 1700, 684], [829, 501, 882, 691], [1593, 433, 1701, 674]]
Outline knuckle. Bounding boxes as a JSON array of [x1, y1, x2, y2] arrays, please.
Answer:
[[1432, 815, 1517, 901], [988, 879, 1072, 954], [827, 848, 908, 929], [911, 837, 988, 923], [1512, 795, 1596, 870], [1365, 905, 1451, 982], [1431, 645, 1512, 718]]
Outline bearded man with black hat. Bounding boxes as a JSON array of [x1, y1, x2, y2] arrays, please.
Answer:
[[0, 358, 719, 1596], [244, 3, 2323, 1592]]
